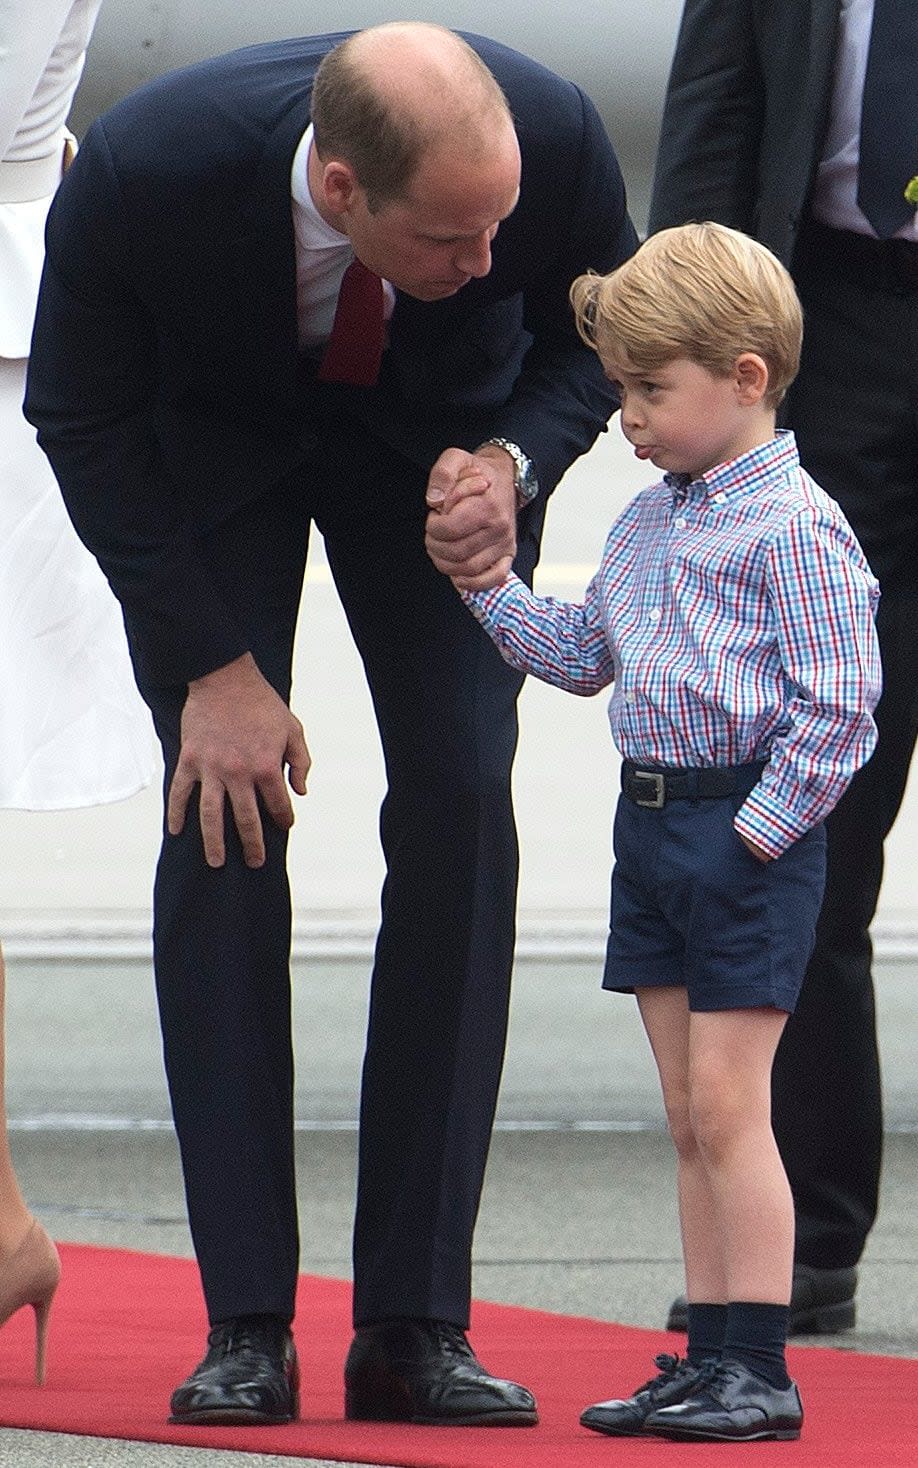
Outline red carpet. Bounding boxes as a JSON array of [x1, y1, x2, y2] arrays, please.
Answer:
[[0, 1244, 915, 1466]]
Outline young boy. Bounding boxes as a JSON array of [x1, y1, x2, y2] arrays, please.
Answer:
[[428, 223, 881, 1442]]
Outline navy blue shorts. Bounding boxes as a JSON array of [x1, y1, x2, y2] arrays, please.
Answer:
[[602, 778, 827, 1013]]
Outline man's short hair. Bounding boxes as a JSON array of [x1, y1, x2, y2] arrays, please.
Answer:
[[570, 221, 803, 406], [311, 28, 510, 211]]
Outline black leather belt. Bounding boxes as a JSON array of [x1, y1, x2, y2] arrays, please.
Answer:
[[621, 761, 766, 809], [795, 219, 918, 293]]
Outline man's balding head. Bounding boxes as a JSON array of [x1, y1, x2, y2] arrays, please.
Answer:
[[311, 23, 515, 210]]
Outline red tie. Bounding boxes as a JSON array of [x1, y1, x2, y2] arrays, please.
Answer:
[[317, 258, 385, 386]]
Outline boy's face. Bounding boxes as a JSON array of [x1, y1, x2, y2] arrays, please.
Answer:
[[603, 353, 771, 479]]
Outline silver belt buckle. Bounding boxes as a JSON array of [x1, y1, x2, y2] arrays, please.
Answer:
[[633, 771, 666, 808]]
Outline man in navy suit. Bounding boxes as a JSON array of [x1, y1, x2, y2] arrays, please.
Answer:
[[649, 0, 918, 1339], [26, 23, 637, 1424]]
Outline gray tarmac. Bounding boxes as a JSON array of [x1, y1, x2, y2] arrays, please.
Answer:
[[0, 950, 915, 1468]]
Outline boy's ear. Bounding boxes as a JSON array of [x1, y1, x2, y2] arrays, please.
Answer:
[[733, 352, 769, 404]]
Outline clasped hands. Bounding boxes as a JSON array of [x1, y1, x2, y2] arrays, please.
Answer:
[[424, 442, 519, 592], [168, 446, 516, 868]]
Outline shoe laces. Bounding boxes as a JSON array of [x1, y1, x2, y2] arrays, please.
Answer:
[[637, 1353, 695, 1399], [426, 1320, 476, 1362], [689, 1358, 743, 1405], [207, 1316, 283, 1358]]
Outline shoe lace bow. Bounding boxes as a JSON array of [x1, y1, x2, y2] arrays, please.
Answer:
[[637, 1352, 693, 1399]]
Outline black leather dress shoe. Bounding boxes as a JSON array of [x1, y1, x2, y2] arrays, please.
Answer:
[[645, 1358, 803, 1442], [169, 1315, 299, 1425], [344, 1318, 538, 1425], [666, 1263, 857, 1334], [580, 1353, 701, 1436]]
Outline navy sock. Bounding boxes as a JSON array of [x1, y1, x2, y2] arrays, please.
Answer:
[[723, 1302, 791, 1389], [686, 1302, 727, 1367]]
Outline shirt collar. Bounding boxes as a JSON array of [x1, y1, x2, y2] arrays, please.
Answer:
[[663, 471, 699, 505], [665, 430, 799, 506]]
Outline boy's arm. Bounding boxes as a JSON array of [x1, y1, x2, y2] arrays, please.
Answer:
[[734, 510, 882, 857], [461, 572, 615, 697]]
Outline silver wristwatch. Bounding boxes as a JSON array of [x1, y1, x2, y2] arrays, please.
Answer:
[[481, 438, 540, 507]]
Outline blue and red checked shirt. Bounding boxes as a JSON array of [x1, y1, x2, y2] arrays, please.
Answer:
[[465, 431, 881, 858]]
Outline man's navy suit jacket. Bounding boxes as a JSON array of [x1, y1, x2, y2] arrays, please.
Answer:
[[25, 32, 637, 687], [648, 0, 841, 263]]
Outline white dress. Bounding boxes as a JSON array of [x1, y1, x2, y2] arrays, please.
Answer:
[[0, 0, 154, 809]]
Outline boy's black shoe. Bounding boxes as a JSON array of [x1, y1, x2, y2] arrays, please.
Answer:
[[665, 1263, 857, 1334], [344, 1318, 538, 1425], [580, 1353, 701, 1436], [646, 1358, 803, 1441], [169, 1315, 299, 1424]]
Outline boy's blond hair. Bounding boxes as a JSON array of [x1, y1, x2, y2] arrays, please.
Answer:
[[570, 221, 802, 408]]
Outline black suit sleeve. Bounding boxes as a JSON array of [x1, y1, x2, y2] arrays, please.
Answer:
[[25, 120, 250, 688], [498, 86, 638, 493], [647, 0, 764, 235]]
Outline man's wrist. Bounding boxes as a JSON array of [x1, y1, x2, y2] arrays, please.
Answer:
[[190, 651, 256, 690], [478, 438, 539, 507]]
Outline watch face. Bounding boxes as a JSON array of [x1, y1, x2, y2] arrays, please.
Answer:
[[516, 455, 539, 502]]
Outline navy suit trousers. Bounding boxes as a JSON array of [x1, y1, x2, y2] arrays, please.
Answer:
[[139, 423, 539, 1325]]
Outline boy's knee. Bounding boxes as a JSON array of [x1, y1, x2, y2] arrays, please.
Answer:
[[662, 1090, 695, 1158]]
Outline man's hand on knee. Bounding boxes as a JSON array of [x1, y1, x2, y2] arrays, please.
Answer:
[[167, 652, 310, 868]]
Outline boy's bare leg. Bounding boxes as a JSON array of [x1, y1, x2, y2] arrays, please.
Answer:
[[688, 1007, 794, 1304], [637, 986, 727, 1303]]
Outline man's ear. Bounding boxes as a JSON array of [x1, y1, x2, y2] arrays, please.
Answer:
[[734, 352, 769, 404], [321, 160, 359, 217]]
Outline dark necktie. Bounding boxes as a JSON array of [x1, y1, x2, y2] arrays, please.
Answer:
[[317, 258, 385, 386], [857, 0, 918, 238]]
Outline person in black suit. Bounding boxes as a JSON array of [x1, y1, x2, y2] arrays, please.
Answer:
[[649, 0, 918, 1336], [25, 22, 637, 1426]]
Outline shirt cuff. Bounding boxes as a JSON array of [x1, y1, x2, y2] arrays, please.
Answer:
[[460, 574, 523, 620], [734, 784, 812, 859]]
